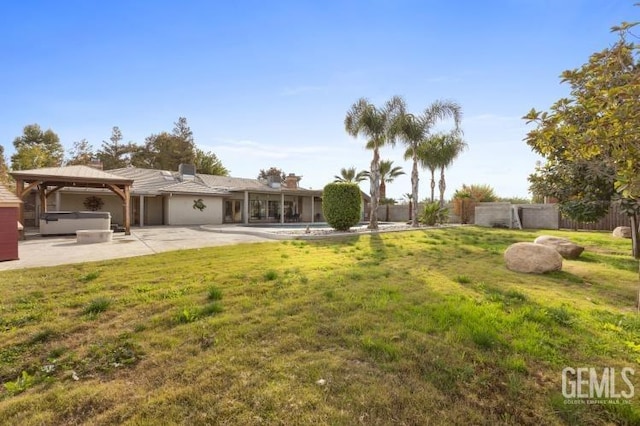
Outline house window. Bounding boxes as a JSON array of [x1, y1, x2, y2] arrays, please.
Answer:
[[250, 199, 265, 220], [249, 194, 280, 222]]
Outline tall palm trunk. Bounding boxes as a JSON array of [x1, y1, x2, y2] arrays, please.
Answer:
[[369, 148, 381, 230], [380, 181, 387, 200], [411, 152, 419, 227], [438, 166, 446, 207], [430, 169, 436, 203]]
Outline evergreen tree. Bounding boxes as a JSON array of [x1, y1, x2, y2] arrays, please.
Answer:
[[96, 126, 135, 169]]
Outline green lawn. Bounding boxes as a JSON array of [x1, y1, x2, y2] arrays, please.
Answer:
[[1, 226, 640, 425]]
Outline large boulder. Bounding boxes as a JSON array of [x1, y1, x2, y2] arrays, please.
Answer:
[[613, 226, 632, 239], [504, 242, 563, 274], [533, 235, 584, 259]]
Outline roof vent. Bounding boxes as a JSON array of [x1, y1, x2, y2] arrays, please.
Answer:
[[178, 164, 196, 181], [267, 174, 281, 188]]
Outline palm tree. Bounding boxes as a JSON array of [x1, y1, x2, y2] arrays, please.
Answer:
[[345, 96, 403, 229], [408, 134, 444, 203], [333, 166, 370, 183], [391, 99, 462, 226], [437, 131, 467, 206], [379, 160, 405, 200]]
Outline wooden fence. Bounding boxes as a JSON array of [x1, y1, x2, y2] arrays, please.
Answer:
[[559, 204, 630, 231]]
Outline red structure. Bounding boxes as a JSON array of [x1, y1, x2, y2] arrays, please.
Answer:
[[0, 185, 22, 261]]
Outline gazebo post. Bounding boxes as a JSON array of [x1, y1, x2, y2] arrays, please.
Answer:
[[38, 184, 47, 216]]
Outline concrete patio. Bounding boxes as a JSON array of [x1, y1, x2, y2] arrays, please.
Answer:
[[0, 226, 272, 271]]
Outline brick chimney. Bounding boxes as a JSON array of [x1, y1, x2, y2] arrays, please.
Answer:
[[283, 173, 301, 189]]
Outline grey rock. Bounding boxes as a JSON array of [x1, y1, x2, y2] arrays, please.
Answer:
[[534, 235, 584, 259], [504, 242, 563, 274]]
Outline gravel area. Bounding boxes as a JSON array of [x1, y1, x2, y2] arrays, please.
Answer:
[[255, 222, 456, 237]]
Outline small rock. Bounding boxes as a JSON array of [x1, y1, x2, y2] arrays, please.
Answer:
[[613, 226, 632, 239], [72, 371, 79, 381], [316, 378, 326, 386], [41, 364, 55, 374]]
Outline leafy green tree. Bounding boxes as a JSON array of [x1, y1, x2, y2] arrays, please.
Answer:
[[97, 126, 136, 169], [66, 139, 95, 166], [345, 96, 403, 229], [194, 148, 229, 175], [258, 167, 286, 182], [0, 145, 11, 185], [523, 21, 640, 257], [143, 132, 195, 170], [333, 166, 369, 183], [378, 160, 404, 200], [528, 157, 615, 222], [130, 117, 197, 171], [11, 124, 64, 170], [392, 99, 462, 226], [129, 143, 154, 169]]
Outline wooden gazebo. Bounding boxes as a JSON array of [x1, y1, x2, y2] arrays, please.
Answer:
[[11, 165, 134, 235]]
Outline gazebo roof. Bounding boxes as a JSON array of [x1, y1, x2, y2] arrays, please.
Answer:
[[11, 165, 134, 186]]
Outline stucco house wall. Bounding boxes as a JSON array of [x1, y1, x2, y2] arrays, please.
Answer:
[[314, 199, 323, 222], [59, 193, 125, 225], [165, 195, 223, 225], [295, 197, 323, 222], [145, 196, 164, 226], [300, 197, 311, 222]]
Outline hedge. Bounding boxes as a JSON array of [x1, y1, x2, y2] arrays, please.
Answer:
[[322, 182, 362, 231]]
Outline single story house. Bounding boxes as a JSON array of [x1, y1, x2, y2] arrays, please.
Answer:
[[12, 164, 335, 229]]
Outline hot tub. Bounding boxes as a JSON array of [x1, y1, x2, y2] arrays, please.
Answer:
[[39, 211, 111, 235]]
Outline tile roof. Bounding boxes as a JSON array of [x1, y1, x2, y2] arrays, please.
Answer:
[[160, 180, 230, 195], [108, 167, 274, 195], [109, 167, 180, 193], [197, 174, 273, 191], [99, 167, 324, 197]]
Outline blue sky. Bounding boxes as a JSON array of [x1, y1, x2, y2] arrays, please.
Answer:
[[0, 1, 636, 201]]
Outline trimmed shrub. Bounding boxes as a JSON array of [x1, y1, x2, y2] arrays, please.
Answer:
[[322, 183, 361, 231]]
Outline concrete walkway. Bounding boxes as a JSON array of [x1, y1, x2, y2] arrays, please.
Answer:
[[0, 226, 273, 271]]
